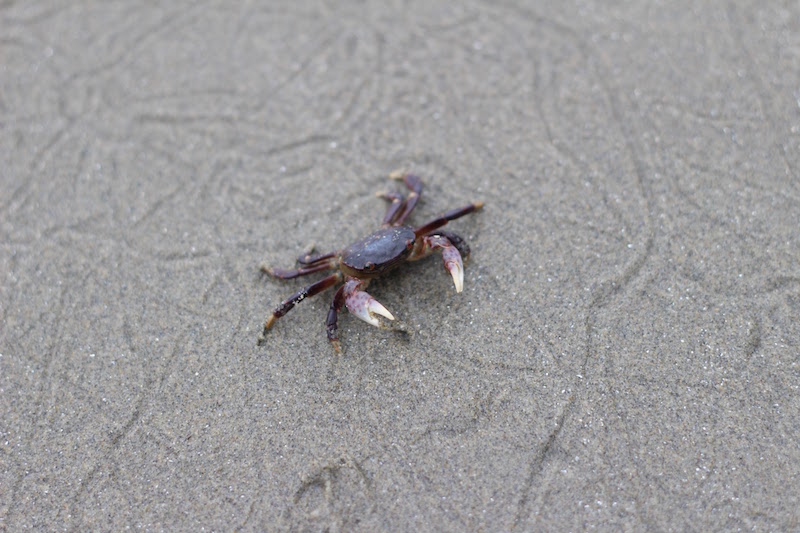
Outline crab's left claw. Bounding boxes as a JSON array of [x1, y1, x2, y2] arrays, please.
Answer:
[[420, 235, 465, 293], [441, 244, 464, 293], [345, 288, 395, 327]]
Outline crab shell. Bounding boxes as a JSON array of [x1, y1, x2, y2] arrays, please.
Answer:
[[339, 226, 416, 279]]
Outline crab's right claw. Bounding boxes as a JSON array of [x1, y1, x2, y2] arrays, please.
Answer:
[[441, 245, 464, 293], [346, 290, 395, 327]]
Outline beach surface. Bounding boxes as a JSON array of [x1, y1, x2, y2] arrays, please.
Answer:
[[2, 2, 799, 530]]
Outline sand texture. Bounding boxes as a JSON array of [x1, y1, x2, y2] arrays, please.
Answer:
[[2, 2, 799, 531]]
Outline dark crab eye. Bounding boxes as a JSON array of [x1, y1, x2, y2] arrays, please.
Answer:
[[365, 261, 375, 270]]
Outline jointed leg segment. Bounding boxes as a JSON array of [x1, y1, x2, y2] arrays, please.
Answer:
[[258, 272, 342, 344], [414, 202, 483, 237], [378, 173, 424, 226], [262, 249, 339, 279], [261, 260, 338, 279], [378, 191, 405, 225], [296, 250, 337, 265], [392, 174, 423, 225], [326, 285, 346, 353]]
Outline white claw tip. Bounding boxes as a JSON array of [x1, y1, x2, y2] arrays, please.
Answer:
[[450, 262, 464, 293], [346, 290, 395, 327], [369, 300, 395, 321], [441, 245, 465, 293]]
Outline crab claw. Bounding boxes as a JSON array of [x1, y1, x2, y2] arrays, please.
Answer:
[[346, 289, 395, 327], [441, 244, 464, 293]]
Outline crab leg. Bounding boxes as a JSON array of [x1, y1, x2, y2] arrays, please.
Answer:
[[296, 250, 337, 265], [377, 191, 406, 226], [414, 202, 483, 237], [325, 285, 346, 353], [342, 278, 395, 327], [258, 272, 342, 344], [409, 234, 465, 293], [391, 173, 423, 225], [261, 259, 338, 279]]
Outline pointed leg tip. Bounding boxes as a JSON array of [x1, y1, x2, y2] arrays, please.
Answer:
[[258, 320, 272, 344], [474, 201, 484, 210], [331, 340, 343, 355], [261, 265, 285, 278], [388, 169, 407, 180]]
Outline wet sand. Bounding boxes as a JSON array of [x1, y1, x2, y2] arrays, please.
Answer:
[[2, 2, 799, 530]]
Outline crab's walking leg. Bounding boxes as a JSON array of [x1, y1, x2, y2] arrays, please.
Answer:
[[414, 202, 483, 237], [296, 250, 337, 265], [325, 285, 346, 353], [261, 258, 338, 279], [392, 174, 423, 225], [377, 191, 406, 226], [409, 235, 466, 293], [342, 278, 395, 327], [258, 272, 342, 344]]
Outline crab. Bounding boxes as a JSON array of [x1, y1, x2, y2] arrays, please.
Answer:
[[258, 172, 483, 353]]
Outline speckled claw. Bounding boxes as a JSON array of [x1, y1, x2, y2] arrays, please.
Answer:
[[346, 289, 395, 327], [442, 245, 464, 293], [415, 235, 465, 293]]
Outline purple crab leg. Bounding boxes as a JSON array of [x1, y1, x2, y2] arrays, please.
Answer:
[[414, 202, 483, 237], [258, 272, 342, 344], [391, 174, 423, 225], [377, 191, 406, 226], [325, 284, 346, 353], [409, 235, 465, 293], [342, 278, 395, 327], [261, 259, 338, 279], [296, 250, 337, 265]]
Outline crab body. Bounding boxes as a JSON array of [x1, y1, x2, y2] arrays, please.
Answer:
[[259, 173, 482, 353], [340, 226, 416, 278]]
